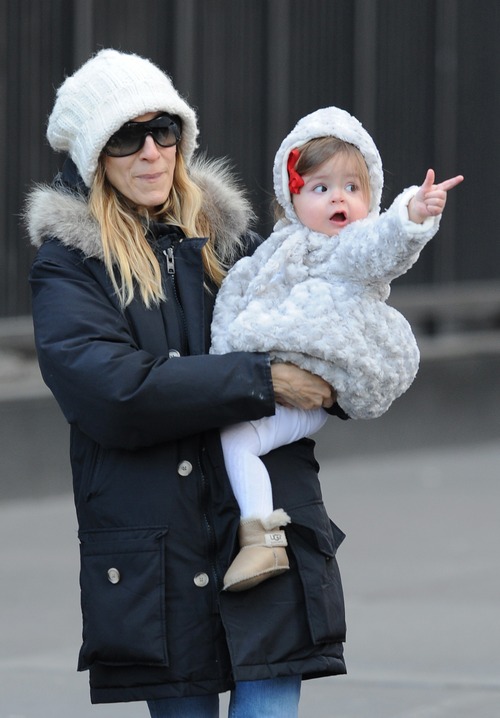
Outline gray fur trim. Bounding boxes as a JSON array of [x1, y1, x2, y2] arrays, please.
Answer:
[[24, 156, 254, 261], [190, 155, 255, 265], [25, 185, 103, 257]]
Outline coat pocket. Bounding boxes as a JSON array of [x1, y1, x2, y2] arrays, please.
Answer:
[[77, 526, 169, 671], [289, 505, 346, 645]]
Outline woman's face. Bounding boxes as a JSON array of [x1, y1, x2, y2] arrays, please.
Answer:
[[103, 112, 177, 208]]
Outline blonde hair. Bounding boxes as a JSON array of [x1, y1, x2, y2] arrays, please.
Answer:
[[275, 137, 371, 221], [89, 152, 226, 307]]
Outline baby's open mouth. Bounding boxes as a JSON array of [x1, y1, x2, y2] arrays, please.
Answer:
[[330, 211, 347, 222]]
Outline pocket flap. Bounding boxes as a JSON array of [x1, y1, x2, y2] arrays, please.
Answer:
[[289, 504, 345, 557], [77, 526, 169, 671]]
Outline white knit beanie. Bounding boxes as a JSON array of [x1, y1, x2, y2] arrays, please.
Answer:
[[47, 48, 199, 188], [273, 106, 384, 224]]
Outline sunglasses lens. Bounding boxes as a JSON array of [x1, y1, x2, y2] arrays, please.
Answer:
[[104, 115, 181, 157], [152, 125, 180, 148], [105, 127, 143, 157]]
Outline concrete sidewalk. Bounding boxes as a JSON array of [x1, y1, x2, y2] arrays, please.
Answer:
[[1, 440, 499, 717]]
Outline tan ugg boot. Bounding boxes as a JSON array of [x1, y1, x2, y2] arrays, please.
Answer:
[[223, 509, 291, 592]]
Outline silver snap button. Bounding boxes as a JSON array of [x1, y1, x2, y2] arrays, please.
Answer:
[[193, 572, 209, 587], [107, 568, 121, 584], [178, 460, 193, 477], [169, 349, 181, 358]]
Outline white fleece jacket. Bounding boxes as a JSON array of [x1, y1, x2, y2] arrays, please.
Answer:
[[210, 107, 441, 419]]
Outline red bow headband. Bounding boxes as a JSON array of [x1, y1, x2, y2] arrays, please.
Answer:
[[287, 148, 304, 194]]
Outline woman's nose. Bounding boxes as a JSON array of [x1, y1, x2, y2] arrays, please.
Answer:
[[140, 134, 161, 159]]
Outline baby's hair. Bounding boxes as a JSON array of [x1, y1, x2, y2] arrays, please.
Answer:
[[295, 137, 371, 201]]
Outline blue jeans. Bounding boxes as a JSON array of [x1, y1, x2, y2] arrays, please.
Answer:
[[147, 676, 301, 718]]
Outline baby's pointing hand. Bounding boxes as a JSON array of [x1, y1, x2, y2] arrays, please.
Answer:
[[408, 169, 464, 224]]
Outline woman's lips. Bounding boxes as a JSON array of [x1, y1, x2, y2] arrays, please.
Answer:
[[137, 172, 165, 182]]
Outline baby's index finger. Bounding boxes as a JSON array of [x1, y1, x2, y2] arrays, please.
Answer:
[[437, 174, 464, 192]]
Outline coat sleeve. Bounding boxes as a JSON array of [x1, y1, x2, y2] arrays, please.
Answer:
[[328, 187, 441, 284], [30, 240, 276, 450]]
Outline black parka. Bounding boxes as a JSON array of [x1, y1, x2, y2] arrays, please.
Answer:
[[27, 158, 346, 704]]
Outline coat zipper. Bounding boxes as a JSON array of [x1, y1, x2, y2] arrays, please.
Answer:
[[162, 246, 188, 355], [164, 246, 176, 275], [198, 447, 222, 593]]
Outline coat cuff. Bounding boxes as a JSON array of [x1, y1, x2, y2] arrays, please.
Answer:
[[325, 402, 350, 420], [397, 186, 441, 234]]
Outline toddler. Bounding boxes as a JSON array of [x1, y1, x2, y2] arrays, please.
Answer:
[[210, 106, 463, 591]]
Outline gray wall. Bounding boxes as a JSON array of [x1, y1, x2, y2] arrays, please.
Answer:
[[2, 0, 500, 317]]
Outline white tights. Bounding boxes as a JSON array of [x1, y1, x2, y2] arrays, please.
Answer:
[[220, 405, 327, 519]]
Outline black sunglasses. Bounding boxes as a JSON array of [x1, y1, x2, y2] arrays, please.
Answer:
[[104, 113, 181, 157]]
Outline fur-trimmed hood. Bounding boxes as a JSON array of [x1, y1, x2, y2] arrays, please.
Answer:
[[25, 155, 254, 263], [274, 106, 383, 225]]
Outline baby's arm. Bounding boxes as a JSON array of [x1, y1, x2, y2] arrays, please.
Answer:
[[408, 169, 464, 224], [331, 170, 463, 285]]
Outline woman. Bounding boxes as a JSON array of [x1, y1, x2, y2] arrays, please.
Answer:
[[26, 49, 346, 717]]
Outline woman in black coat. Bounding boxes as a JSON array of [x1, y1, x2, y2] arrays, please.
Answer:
[[26, 49, 346, 717]]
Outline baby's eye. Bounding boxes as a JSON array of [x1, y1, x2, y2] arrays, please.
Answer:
[[346, 182, 357, 193], [313, 184, 328, 193]]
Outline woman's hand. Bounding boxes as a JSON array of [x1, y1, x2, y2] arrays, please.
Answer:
[[271, 363, 336, 410]]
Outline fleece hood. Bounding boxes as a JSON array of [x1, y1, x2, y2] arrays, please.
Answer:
[[273, 106, 383, 224]]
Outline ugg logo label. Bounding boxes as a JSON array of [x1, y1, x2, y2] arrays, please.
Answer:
[[265, 531, 287, 547]]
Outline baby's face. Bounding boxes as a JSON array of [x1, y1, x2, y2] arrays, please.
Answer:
[[292, 154, 369, 236]]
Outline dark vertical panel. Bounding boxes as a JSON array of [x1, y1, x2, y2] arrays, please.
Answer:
[[265, 0, 292, 159], [73, 0, 94, 67], [433, 0, 459, 283], [0, 0, 7, 315], [1, 0, 75, 317], [287, 0, 355, 118], [455, 0, 500, 281], [258, 0, 356, 234], [375, 0, 436, 284], [186, 1, 270, 227], [90, 0, 176, 64], [376, 0, 435, 197], [172, 0, 197, 99], [4, 0, 26, 316], [353, 0, 378, 134]]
